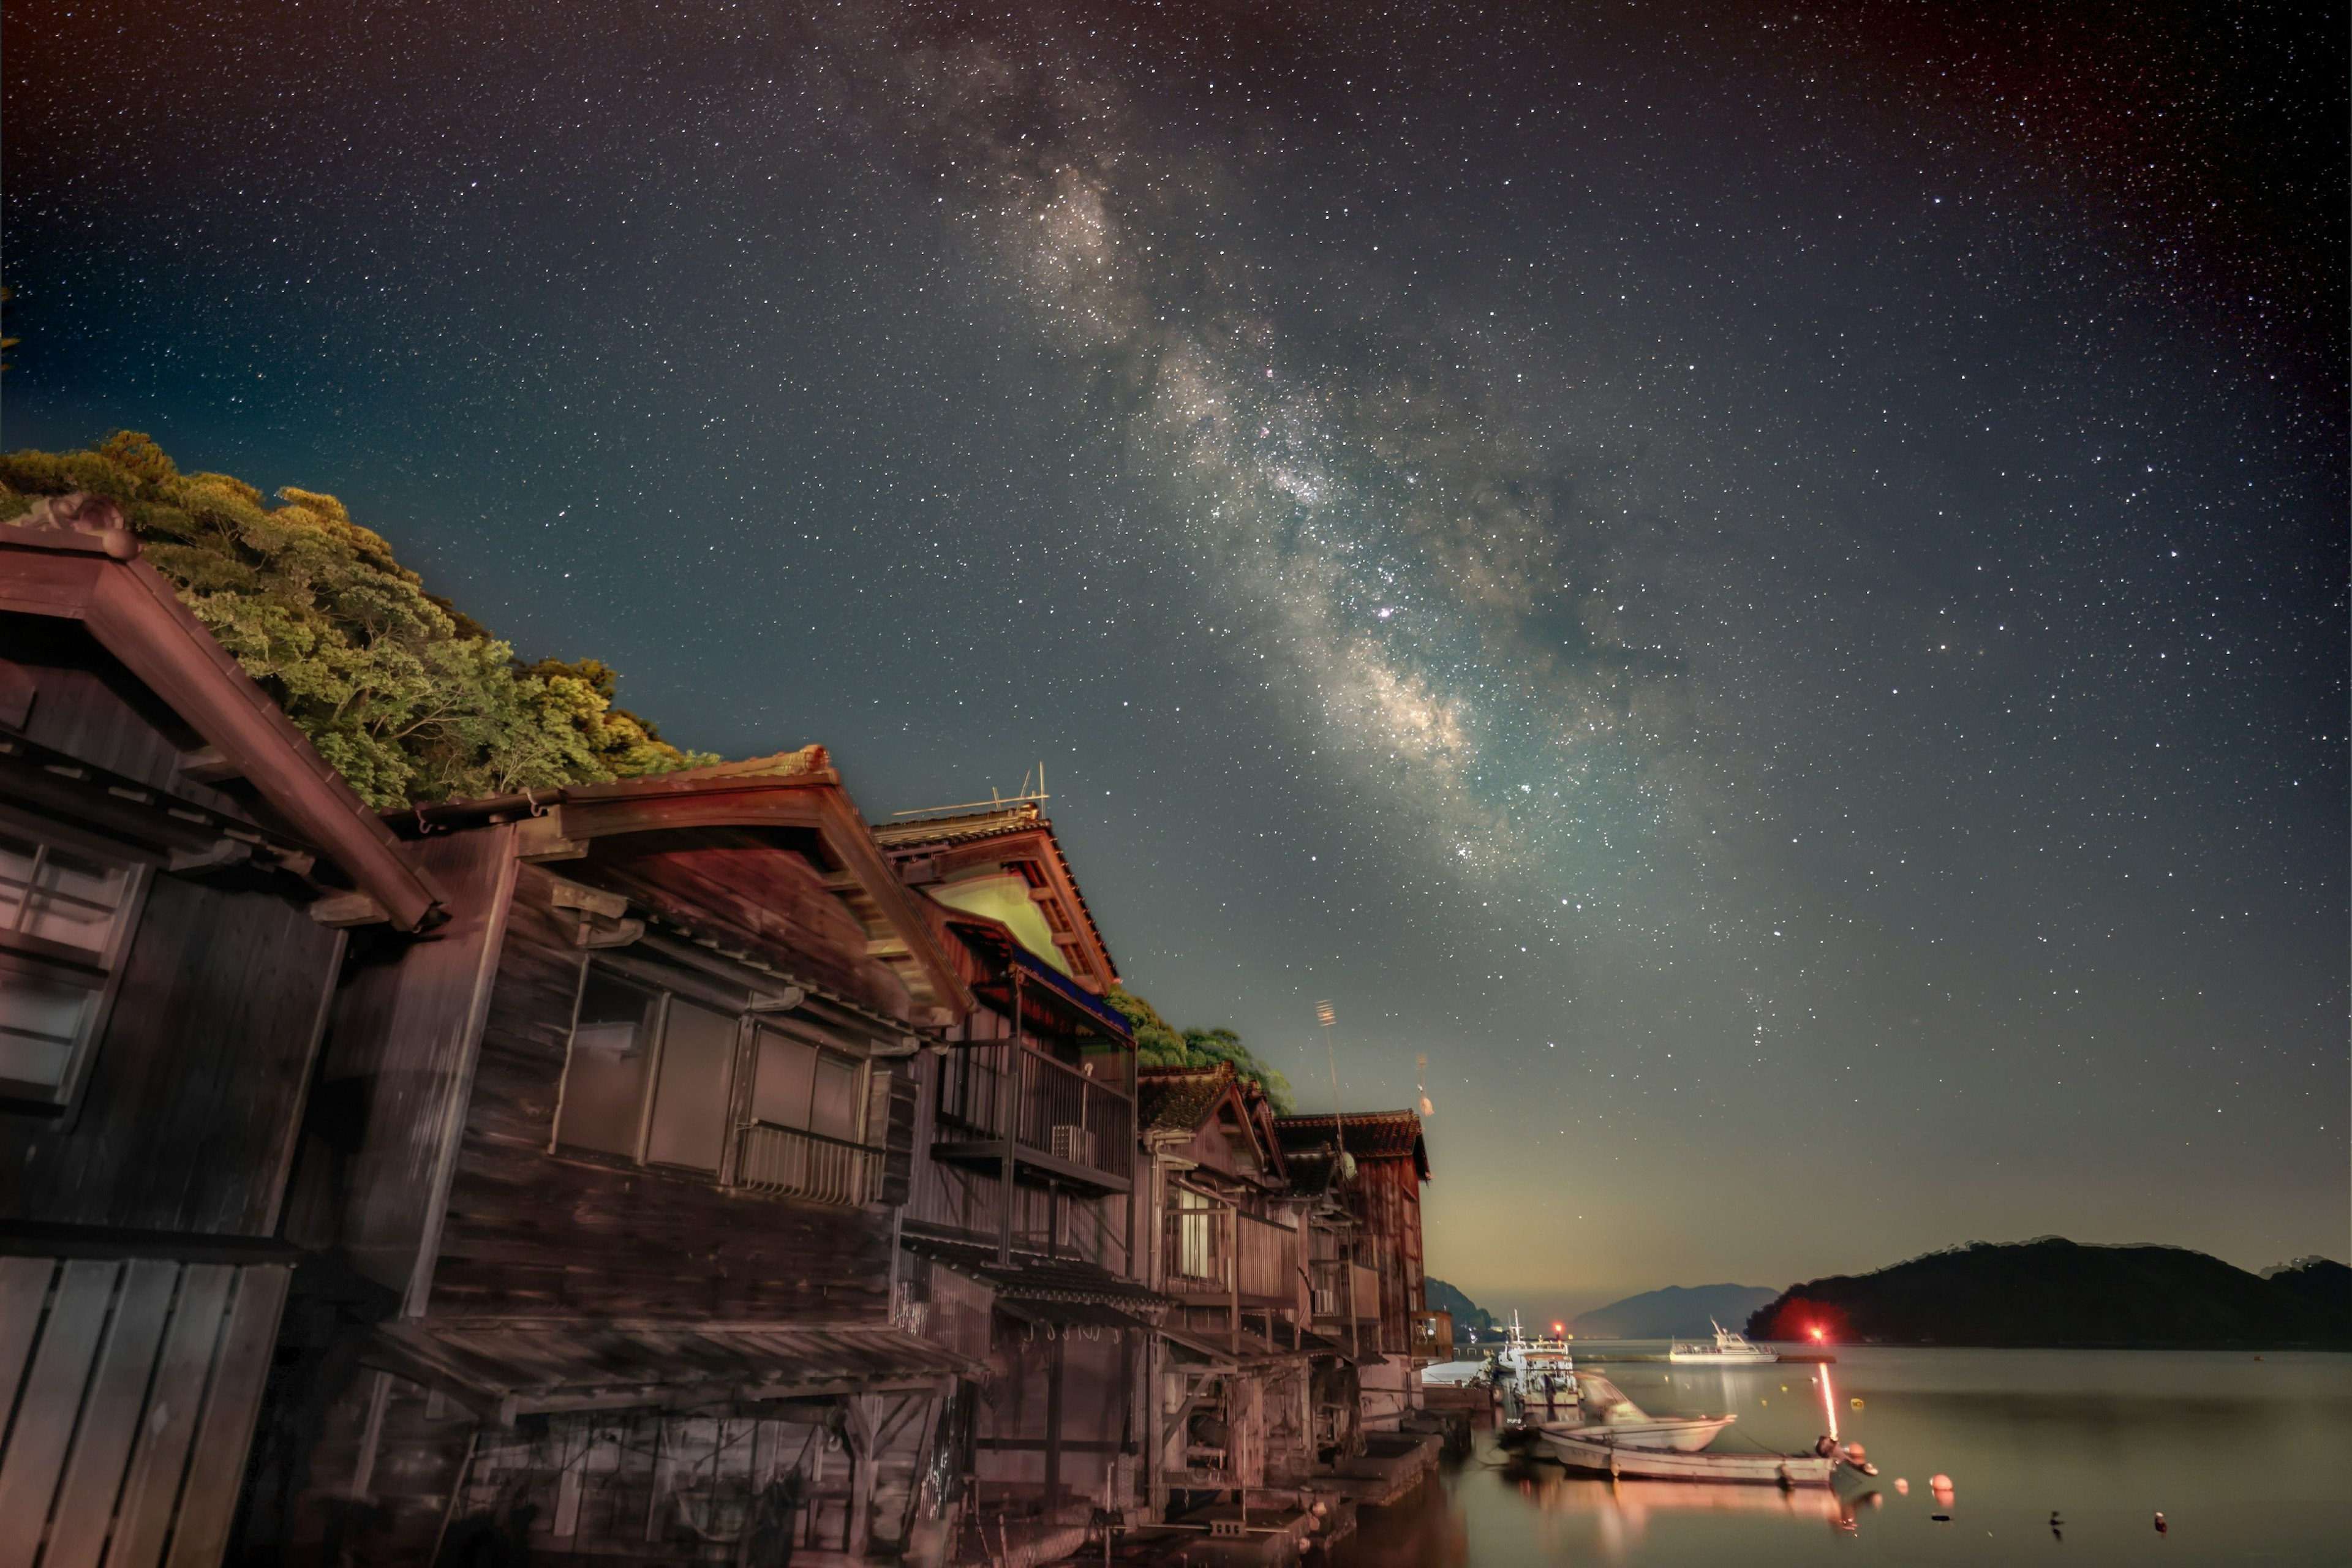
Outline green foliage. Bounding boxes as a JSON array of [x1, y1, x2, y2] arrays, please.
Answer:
[[1105, 987, 1189, 1068], [1107, 987, 1297, 1112], [0, 432, 717, 807]]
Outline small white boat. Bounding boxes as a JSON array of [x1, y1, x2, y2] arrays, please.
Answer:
[[1539, 1428, 1838, 1487], [1537, 1415, 1738, 1453], [1420, 1359, 1490, 1387], [1667, 1320, 1777, 1364]]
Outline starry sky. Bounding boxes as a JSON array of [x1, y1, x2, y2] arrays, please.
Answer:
[[6, 1, 2344, 1315]]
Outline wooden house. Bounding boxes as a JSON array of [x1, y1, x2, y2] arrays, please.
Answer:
[[1135, 1064, 1362, 1503], [870, 805, 1161, 1562], [1272, 1111, 1431, 1432], [253, 748, 990, 1561], [0, 494, 442, 1568]]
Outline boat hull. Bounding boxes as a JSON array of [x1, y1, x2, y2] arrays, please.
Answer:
[[1539, 1431, 1838, 1487], [1666, 1351, 1778, 1364]]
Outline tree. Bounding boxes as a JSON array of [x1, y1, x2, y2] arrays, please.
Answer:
[[1107, 987, 1297, 1112], [0, 432, 717, 807]]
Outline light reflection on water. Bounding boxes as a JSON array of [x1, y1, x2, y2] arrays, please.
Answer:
[[1335, 1347, 2352, 1567]]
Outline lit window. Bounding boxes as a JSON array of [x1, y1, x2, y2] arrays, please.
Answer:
[[0, 829, 146, 1111]]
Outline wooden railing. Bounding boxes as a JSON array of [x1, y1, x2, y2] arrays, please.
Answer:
[[734, 1123, 881, 1207], [1161, 1207, 1297, 1302], [936, 1041, 1134, 1185]]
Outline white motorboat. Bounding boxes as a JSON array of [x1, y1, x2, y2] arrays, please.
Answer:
[[1420, 1359, 1490, 1387], [1536, 1415, 1738, 1453], [1538, 1428, 1838, 1487], [1666, 1320, 1777, 1363], [1536, 1371, 1736, 1452]]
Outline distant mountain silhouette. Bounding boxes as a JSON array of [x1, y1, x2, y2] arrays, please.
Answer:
[[1423, 1278, 1497, 1344], [1749, 1238, 2350, 1349], [1573, 1283, 1781, 1340]]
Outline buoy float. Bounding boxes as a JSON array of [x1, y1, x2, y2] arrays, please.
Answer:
[[1894, 1478, 1910, 1494], [1850, 1396, 1864, 1411]]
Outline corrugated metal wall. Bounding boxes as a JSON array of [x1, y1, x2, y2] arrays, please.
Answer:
[[0, 1256, 289, 1568]]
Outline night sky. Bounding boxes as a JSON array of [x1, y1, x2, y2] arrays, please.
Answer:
[[6, 2, 2343, 1315]]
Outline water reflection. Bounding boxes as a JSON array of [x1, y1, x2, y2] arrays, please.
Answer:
[[1334, 1348, 2352, 1567]]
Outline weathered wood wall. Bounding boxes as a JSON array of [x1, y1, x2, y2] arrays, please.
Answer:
[[1343, 1159, 1425, 1355], [1, 863, 342, 1236]]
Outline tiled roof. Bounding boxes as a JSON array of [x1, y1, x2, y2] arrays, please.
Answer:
[[871, 803, 1041, 849], [902, 1236, 1172, 1314], [1274, 1110, 1425, 1161], [873, 804, 1118, 985], [1137, 1063, 1238, 1133]]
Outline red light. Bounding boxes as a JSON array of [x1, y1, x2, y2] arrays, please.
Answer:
[[1810, 1327, 1825, 1341], [1553, 1322, 1564, 1335]]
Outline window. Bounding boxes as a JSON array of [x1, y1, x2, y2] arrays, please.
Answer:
[[749, 1024, 865, 1143], [554, 971, 660, 1158], [552, 960, 878, 1199], [0, 829, 146, 1111], [555, 971, 743, 1171]]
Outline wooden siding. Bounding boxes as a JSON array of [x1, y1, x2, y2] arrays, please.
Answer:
[[280, 828, 519, 1303], [0, 872, 342, 1235], [0, 1254, 290, 1568], [424, 859, 900, 1324]]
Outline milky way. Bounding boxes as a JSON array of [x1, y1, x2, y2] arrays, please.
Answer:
[[5, 1, 2342, 1308]]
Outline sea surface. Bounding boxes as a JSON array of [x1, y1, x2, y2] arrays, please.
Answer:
[[1335, 1346, 2352, 1567]]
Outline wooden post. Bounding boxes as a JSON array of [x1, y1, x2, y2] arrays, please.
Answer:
[[1045, 1331, 1066, 1509], [1346, 1240, 1360, 1362], [1228, 1208, 1241, 1356], [999, 971, 1024, 1266]]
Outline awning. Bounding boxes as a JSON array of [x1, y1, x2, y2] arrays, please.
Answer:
[[1155, 1323, 1243, 1366], [903, 1235, 1172, 1318], [364, 1320, 980, 1423]]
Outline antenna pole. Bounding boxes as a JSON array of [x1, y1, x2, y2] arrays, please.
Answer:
[[1316, 1000, 1344, 1189]]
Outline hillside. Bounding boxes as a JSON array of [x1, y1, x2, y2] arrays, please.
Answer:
[[1573, 1283, 1780, 1340], [1749, 1238, 2350, 1349]]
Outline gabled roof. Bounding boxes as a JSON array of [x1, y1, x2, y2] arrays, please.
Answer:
[[871, 802, 1118, 993], [1137, 1063, 1240, 1134], [0, 494, 443, 930], [1275, 1110, 1430, 1182], [404, 745, 973, 1022], [1139, 1062, 1287, 1184]]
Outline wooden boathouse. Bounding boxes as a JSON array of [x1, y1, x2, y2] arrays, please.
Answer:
[[251, 749, 986, 1559]]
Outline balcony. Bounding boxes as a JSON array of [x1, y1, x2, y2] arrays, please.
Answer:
[[932, 1039, 1134, 1193], [734, 1122, 881, 1207], [1162, 1207, 1298, 1306]]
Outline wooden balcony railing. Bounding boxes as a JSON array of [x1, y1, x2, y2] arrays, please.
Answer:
[[1162, 1207, 1298, 1303], [935, 1040, 1134, 1188], [734, 1122, 881, 1207]]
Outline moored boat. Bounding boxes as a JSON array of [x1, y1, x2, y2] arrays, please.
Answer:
[[1538, 1428, 1839, 1487], [1667, 1319, 1778, 1363]]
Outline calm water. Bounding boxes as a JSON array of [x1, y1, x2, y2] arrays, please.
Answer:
[[1339, 1347, 2352, 1567]]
